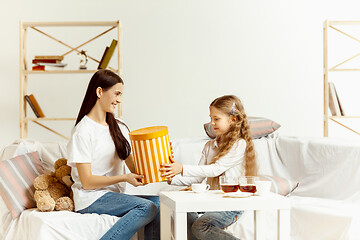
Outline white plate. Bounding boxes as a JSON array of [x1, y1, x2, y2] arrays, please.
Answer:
[[223, 192, 253, 198]]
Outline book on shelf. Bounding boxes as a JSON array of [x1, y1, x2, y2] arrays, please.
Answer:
[[25, 94, 45, 118], [335, 86, 345, 116], [32, 64, 67, 71], [34, 55, 64, 61], [32, 59, 62, 64], [32, 65, 45, 71], [98, 47, 109, 69], [328, 82, 344, 116], [98, 39, 117, 69], [33, 63, 67, 67]]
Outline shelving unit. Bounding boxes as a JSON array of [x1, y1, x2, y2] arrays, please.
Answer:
[[323, 20, 360, 137], [19, 21, 122, 140]]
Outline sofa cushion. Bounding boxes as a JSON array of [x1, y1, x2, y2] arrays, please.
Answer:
[[7, 208, 118, 240], [0, 152, 44, 218], [204, 117, 281, 139], [259, 175, 299, 196]]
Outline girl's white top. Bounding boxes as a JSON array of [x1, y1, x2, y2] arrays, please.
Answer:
[[171, 138, 246, 186], [67, 115, 129, 211]]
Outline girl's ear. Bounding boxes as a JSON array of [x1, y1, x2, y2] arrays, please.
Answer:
[[96, 87, 103, 98], [231, 116, 237, 122]]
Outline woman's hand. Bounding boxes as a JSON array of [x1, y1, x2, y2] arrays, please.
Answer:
[[160, 156, 183, 178], [125, 173, 144, 187]]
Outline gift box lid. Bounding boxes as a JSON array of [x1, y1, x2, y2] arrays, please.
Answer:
[[129, 126, 168, 141]]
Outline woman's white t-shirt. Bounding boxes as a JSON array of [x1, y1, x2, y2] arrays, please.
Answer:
[[67, 115, 130, 211]]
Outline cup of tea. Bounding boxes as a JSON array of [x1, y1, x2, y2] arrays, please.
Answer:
[[219, 176, 239, 193], [239, 176, 258, 193], [255, 180, 272, 196], [191, 183, 210, 193]]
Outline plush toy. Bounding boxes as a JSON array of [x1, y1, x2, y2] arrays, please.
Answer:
[[34, 158, 74, 212]]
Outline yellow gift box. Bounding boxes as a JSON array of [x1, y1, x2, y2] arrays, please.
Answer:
[[129, 126, 172, 184]]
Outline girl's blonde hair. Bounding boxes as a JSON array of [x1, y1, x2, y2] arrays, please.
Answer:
[[210, 95, 258, 177]]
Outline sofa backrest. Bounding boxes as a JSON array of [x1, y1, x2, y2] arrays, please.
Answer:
[[0, 139, 68, 173], [276, 136, 360, 200]]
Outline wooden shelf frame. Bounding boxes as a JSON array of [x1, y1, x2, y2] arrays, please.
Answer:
[[19, 21, 122, 140], [323, 20, 360, 137]]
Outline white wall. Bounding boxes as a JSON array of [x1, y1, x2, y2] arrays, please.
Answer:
[[1, 0, 360, 151]]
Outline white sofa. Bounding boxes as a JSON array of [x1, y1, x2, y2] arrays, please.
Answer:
[[1, 135, 360, 240]]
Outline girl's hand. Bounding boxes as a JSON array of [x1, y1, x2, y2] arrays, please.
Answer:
[[164, 142, 175, 183], [125, 173, 144, 187], [170, 142, 174, 157], [160, 156, 183, 178]]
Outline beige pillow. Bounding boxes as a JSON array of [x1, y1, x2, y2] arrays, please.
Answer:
[[204, 117, 281, 139]]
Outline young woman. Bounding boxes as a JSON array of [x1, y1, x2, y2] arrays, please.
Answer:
[[161, 95, 258, 240], [67, 69, 159, 240]]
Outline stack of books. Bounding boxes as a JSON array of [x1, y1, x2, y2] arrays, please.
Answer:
[[32, 55, 67, 71]]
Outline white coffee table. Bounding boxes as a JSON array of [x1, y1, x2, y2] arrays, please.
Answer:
[[159, 190, 290, 240]]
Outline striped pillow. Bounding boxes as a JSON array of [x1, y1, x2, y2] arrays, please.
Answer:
[[259, 175, 299, 196], [247, 117, 281, 139], [204, 117, 281, 139], [0, 152, 44, 218]]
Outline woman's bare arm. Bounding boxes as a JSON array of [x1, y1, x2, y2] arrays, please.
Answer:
[[125, 154, 136, 173], [76, 163, 143, 190]]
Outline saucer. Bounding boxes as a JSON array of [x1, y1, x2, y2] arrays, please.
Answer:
[[222, 192, 252, 198], [191, 190, 209, 193], [254, 192, 271, 196]]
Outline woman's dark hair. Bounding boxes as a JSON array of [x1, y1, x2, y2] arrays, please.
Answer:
[[75, 69, 131, 160]]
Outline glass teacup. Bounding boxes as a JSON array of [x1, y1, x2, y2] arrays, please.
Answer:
[[239, 176, 258, 193], [219, 176, 239, 193]]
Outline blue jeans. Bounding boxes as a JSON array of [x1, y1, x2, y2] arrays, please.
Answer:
[[187, 211, 243, 240], [77, 192, 160, 240]]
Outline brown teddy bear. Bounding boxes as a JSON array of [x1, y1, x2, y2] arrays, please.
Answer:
[[34, 158, 74, 212]]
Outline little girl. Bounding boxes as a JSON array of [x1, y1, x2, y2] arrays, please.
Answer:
[[67, 69, 160, 240], [161, 95, 258, 240]]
